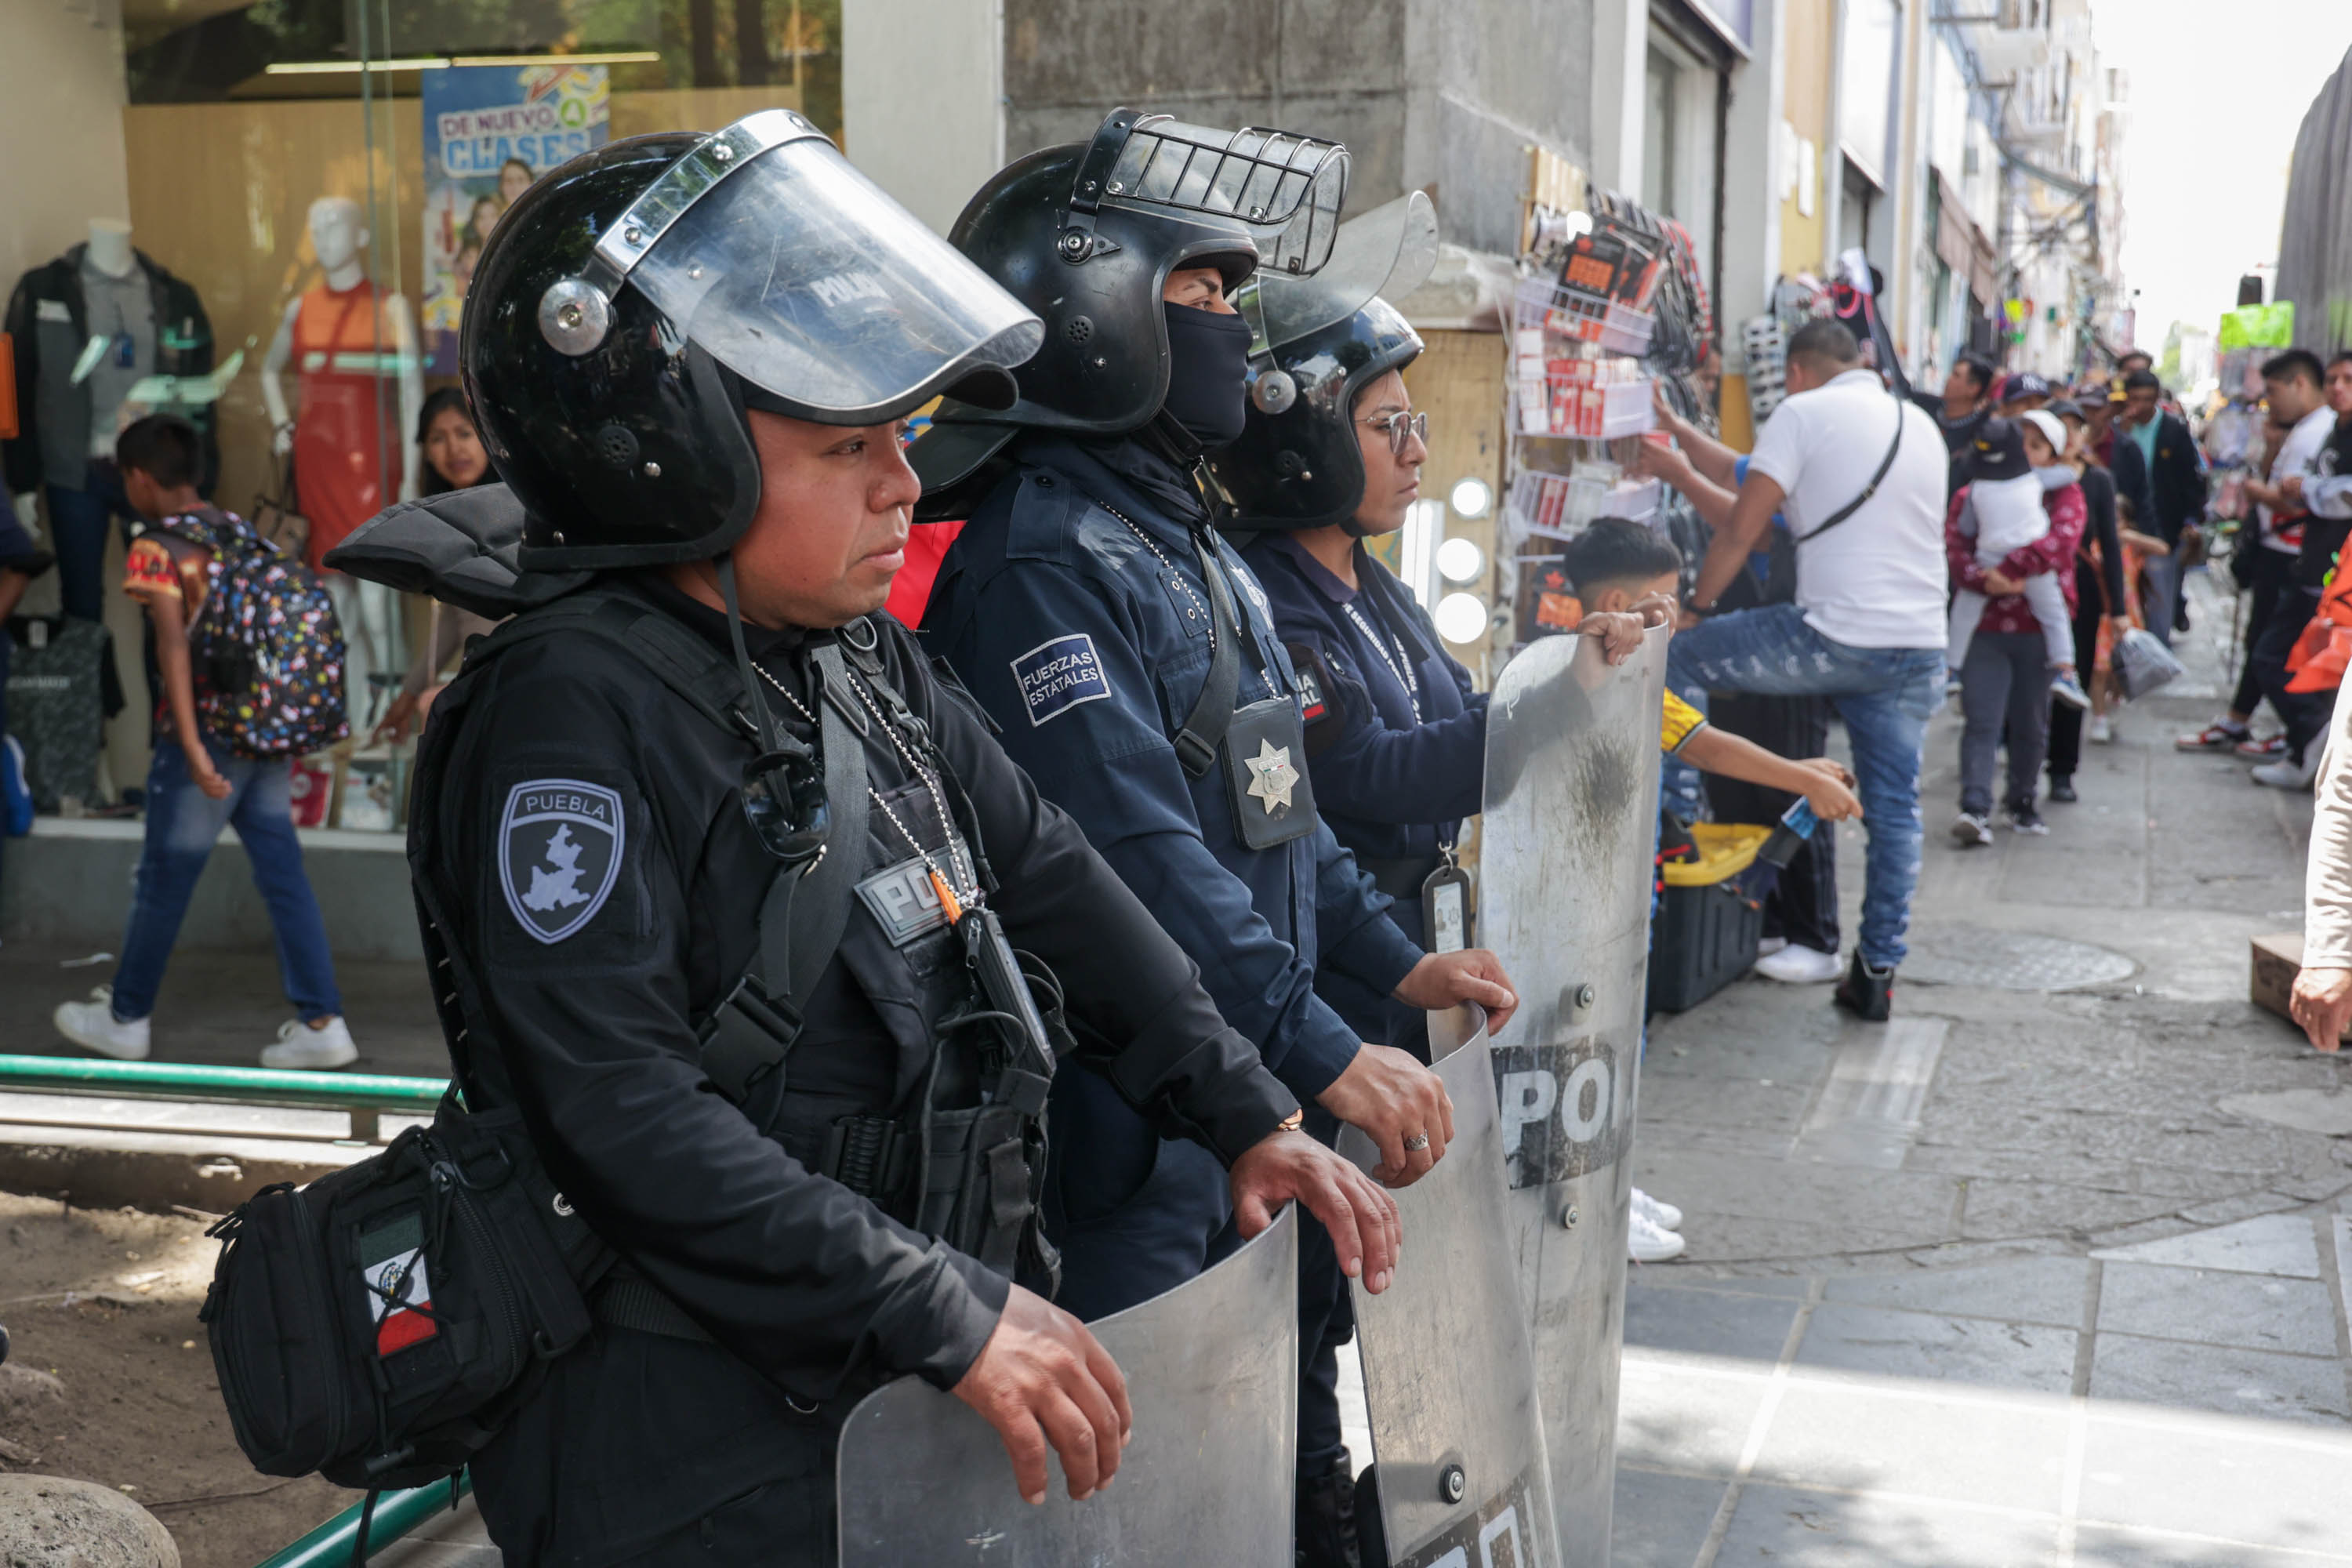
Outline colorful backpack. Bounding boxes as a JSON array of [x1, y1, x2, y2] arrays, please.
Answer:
[[151, 507, 350, 757]]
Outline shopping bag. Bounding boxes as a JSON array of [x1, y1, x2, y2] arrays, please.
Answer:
[[2113, 627, 2183, 702]]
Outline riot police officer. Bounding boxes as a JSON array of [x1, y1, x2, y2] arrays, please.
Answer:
[[913, 114, 1519, 1565], [347, 116, 1401, 1566]]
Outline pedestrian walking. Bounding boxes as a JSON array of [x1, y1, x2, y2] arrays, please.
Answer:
[[2044, 397, 2132, 795], [1664, 319, 1947, 1020], [49, 414, 356, 1066], [2110, 369, 2208, 645], [1946, 423, 2087, 844]]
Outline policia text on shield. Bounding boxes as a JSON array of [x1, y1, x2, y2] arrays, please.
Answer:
[[281, 113, 1407, 1563]]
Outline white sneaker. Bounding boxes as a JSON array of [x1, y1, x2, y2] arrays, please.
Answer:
[[2088, 713, 2114, 745], [1631, 1188, 1684, 1231], [261, 1015, 358, 1070], [1757, 936, 1790, 957], [2252, 750, 2321, 791], [53, 986, 151, 1061], [1951, 811, 1994, 848], [1628, 1211, 1686, 1264], [1754, 943, 1843, 984]]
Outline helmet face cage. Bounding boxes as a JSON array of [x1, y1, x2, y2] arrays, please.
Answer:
[[925, 109, 1348, 441]]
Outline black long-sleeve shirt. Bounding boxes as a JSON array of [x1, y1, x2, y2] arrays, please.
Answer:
[[416, 574, 1295, 1406], [2077, 463, 2128, 613]]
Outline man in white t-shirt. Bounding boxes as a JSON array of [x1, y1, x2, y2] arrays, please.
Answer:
[[1668, 319, 1949, 1020]]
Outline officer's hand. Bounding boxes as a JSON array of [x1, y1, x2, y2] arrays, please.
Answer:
[[1316, 1044, 1454, 1187], [2292, 965, 2352, 1053], [1393, 949, 1520, 1036], [953, 1284, 1133, 1506], [1230, 1129, 1403, 1294], [1576, 610, 1648, 666]]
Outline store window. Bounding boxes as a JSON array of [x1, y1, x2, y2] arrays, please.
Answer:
[[5, 0, 839, 825]]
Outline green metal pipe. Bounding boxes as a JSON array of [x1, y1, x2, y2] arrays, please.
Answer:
[[253, 1474, 475, 1568], [0, 1054, 445, 1112]]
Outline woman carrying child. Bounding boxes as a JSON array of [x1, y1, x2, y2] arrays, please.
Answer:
[[1947, 412, 2089, 843]]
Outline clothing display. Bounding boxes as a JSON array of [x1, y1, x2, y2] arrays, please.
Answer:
[[2, 241, 216, 499], [288, 279, 408, 572]]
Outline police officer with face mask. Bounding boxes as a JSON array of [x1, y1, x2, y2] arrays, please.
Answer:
[[913, 113, 1519, 1566], [336, 115, 1402, 1566]]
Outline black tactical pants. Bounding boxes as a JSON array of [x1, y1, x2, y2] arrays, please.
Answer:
[[472, 1326, 841, 1566]]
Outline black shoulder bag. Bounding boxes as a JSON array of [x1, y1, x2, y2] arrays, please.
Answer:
[[198, 588, 868, 1500]]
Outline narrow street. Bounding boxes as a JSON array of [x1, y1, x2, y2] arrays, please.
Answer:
[[1611, 573, 2352, 1564]]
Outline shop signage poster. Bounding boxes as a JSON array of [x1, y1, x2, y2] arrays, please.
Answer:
[[421, 64, 610, 373]]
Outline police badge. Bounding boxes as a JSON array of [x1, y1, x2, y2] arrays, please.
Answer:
[[499, 779, 625, 943]]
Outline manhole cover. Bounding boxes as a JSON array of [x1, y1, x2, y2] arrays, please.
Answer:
[[1898, 926, 2136, 991]]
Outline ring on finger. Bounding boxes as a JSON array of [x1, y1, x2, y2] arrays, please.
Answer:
[[1402, 1132, 1430, 1152]]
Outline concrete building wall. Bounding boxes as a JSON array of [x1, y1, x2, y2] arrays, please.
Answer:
[[842, 0, 1006, 234], [997, 0, 1592, 258]]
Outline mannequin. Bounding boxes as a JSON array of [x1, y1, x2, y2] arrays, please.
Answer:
[[3, 218, 215, 623], [260, 196, 422, 724]]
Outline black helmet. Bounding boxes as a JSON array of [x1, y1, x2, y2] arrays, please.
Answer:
[[908, 109, 1348, 510], [464, 111, 1044, 572], [1205, 193, 1439, 532]]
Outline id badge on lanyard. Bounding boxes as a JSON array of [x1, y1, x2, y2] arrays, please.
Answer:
[[1421, 849, 1472, 953]]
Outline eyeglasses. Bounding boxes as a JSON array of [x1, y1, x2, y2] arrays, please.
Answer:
[[1361, 409, 1429, 456]]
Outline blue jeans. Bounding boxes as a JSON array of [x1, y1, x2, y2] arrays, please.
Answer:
[[111, 737, 342, 1023], [1667, 604, 1942, 970], [47, 462, 136, 624]]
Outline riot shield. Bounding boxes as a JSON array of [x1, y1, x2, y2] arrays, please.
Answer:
[[836, 1205, 1298, 1566], [1342, 1011, 1563, 1568], [1477, 626, 1668, 1566]]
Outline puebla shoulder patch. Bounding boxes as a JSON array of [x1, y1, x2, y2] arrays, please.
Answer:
[[499, 779, 624, 944], [1011, 633, 1112, 727]]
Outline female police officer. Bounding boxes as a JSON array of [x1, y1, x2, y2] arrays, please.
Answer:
[[361, 114, 1400, 1566], [912, 114, 1518, 1567]]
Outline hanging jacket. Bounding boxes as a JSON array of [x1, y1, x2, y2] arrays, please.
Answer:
[[2, 243, 216, 495]]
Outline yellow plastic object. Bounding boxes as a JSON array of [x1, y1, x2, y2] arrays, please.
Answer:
[[1659, 822, 1770, 888]]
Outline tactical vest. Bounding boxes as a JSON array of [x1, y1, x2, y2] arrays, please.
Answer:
[[407, 586, 1062, 1312]]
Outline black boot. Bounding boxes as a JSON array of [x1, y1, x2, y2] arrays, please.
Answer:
[[1297, 1450, 1363, 1568], [1833, 951, 1894, 1022]]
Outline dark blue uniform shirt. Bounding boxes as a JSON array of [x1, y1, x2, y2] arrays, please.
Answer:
[[923, 435, 1422, 1106], [1245, 535, 1487, 1043]]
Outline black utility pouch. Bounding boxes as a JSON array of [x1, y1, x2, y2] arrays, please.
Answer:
[[1222, 694, 1319, 851], [201, 1094, 608, 1491]]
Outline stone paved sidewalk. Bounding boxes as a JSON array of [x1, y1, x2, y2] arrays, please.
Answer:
[[1614, 568, 2352, 1564]]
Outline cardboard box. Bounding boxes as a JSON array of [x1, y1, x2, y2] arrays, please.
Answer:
[[2251, 931, 2352, 1040]]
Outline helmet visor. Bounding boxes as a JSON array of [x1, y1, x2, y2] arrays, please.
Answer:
[[1102, 118, 1350, 279], [1235, 191, 1439, 358], [629, 136, 1045, 424]]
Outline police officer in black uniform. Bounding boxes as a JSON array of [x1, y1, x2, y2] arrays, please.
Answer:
[[913, 116, 1519, 1566], [379, 114, 1401, 1566]]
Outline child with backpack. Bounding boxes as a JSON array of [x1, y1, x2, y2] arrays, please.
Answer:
[[51, 415, 358, 1068]]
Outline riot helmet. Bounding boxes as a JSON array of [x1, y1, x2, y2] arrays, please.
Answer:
[[463, 111, 1044, 572], [910, 109, 1348, 510], [1205, 193, 1439, 532]]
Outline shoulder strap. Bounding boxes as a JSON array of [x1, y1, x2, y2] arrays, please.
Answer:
[[681, 644, 872, 1104], [1795, 391, 1909, 546], [1173, 531, 1245, 777], [466, 587, 758, 743]]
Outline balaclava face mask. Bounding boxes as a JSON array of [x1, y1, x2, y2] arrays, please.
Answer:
[[1159, 300, 1253, 449]]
